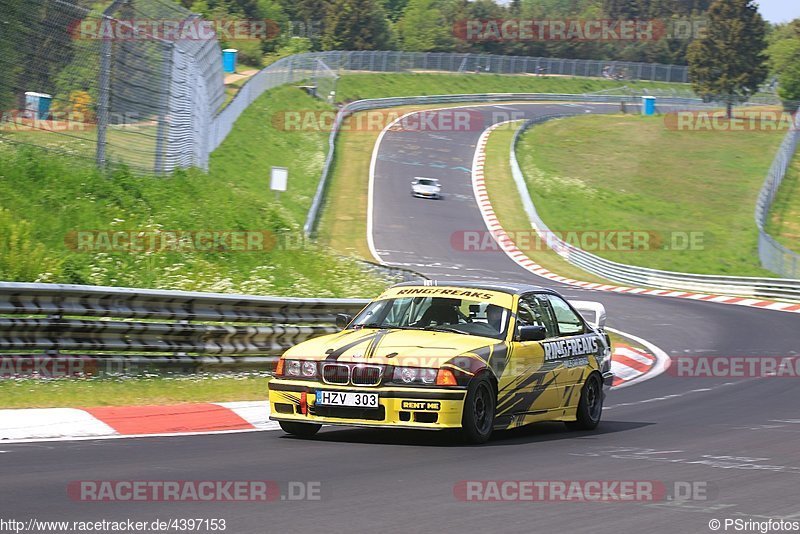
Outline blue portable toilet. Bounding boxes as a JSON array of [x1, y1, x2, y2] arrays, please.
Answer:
[[642, 96, 657, 116], [24, 92, 52, 119], [222, 49, 238, 73]]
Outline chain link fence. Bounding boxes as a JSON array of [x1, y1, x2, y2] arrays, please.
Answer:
[[306, 50, 689, 83], [209, 50, 689, 167], [1, 11, 691, 176], [0, 0, 223, 173], [2, 7, 795, 280], [755, 119, 800, 279]]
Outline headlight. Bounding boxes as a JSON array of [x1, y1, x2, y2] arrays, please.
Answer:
[[393, 367, 439, 385], [420, 368, 437, 384], [301, 361, 317, 378], [286, 360, 301, 377], [399, 367, 417, 383]]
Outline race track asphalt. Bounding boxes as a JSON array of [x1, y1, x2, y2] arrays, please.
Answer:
[[1, 103, 799, 534]]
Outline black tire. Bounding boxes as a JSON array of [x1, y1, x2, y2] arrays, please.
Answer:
[[279, 421, 321, 438], [460, 374, 496, 444], [565, 374, 603, 431]]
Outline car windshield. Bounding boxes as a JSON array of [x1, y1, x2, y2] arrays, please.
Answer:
[[350, 296, 510, 340], [417, 179, 437, 186]]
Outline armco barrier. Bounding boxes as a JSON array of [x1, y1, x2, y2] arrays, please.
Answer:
[[0, 282, 368, 371], [0, 282, 603, 372], [506, 118, 800, 301], [303, 92, 709, 237]]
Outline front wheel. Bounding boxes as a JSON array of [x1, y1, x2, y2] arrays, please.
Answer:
[[460, 374, 496, 444], [565, 374, 603, 431], [279, 421, 322, 438]]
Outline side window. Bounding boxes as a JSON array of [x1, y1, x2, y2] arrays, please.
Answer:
[[517, 295, 557, 338], [545, 295, 585, 336]]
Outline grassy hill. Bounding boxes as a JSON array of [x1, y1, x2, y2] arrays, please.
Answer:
[[335, 73, 686, 102], [0, 85, 387, 297], [767, 156, 800, 256], [514, 114, 784, 276], [0, 72, 691, 295]]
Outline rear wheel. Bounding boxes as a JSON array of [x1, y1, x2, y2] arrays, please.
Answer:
[[565, 374, 603, 431], [460, 374, 496, 444], [279, 421, 322, 438]]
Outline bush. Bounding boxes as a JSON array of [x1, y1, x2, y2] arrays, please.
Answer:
[[0, 209, 62, 282], [227, 40, 264, 68]]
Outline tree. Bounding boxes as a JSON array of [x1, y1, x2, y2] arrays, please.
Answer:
[[603, 0, 640, 19], [767, 27, 800, 108], [381, 0, 410, 22], [0, 0, 25, 111], [398, 0, 453, 52], [321, 0, 394, 50], [277, 0, 327, 49], [687, 0, 768, 117]]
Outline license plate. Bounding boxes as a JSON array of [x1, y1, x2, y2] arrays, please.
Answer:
[[315, 391, 379, 408]]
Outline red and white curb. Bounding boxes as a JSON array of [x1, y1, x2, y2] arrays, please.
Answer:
[[611, 345, 657, 388], [471, 122, 800, 315], [0, 341, 663, 443], [0, 401, 278, 443], [605, 326, 671, 390]]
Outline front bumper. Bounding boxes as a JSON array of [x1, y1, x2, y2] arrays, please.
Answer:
[[269, 379, 467, 430], [411, 190, 440, 199]]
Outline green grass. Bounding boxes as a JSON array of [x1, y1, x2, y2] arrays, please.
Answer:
[[482, 122, 613, 285], [317, 103, 460, 258], [516, 114, 784, 276], [1, 122, 159, 170], [0, 374, 271, 409], [316, 113, 375, 259], [0, 84, 387, 297], [335, 73, 687, 102], [766, 153, 800, 254]]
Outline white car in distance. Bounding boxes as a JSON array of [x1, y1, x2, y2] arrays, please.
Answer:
[[411, 177, 442, 200]]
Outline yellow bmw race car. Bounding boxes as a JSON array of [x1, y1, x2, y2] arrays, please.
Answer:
[[268, 281, 613, 443]]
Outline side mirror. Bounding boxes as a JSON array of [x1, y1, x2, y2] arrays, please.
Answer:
[[335, 314, 352, 330], [517, 325, 547, 342], [568, 300, 607, 330]]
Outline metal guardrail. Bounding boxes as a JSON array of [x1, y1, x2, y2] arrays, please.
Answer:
[[0, 282, 368, 373], [303, 92, 708, 237], [507, 117, 800, 301], [0, 282, 608, 374]]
